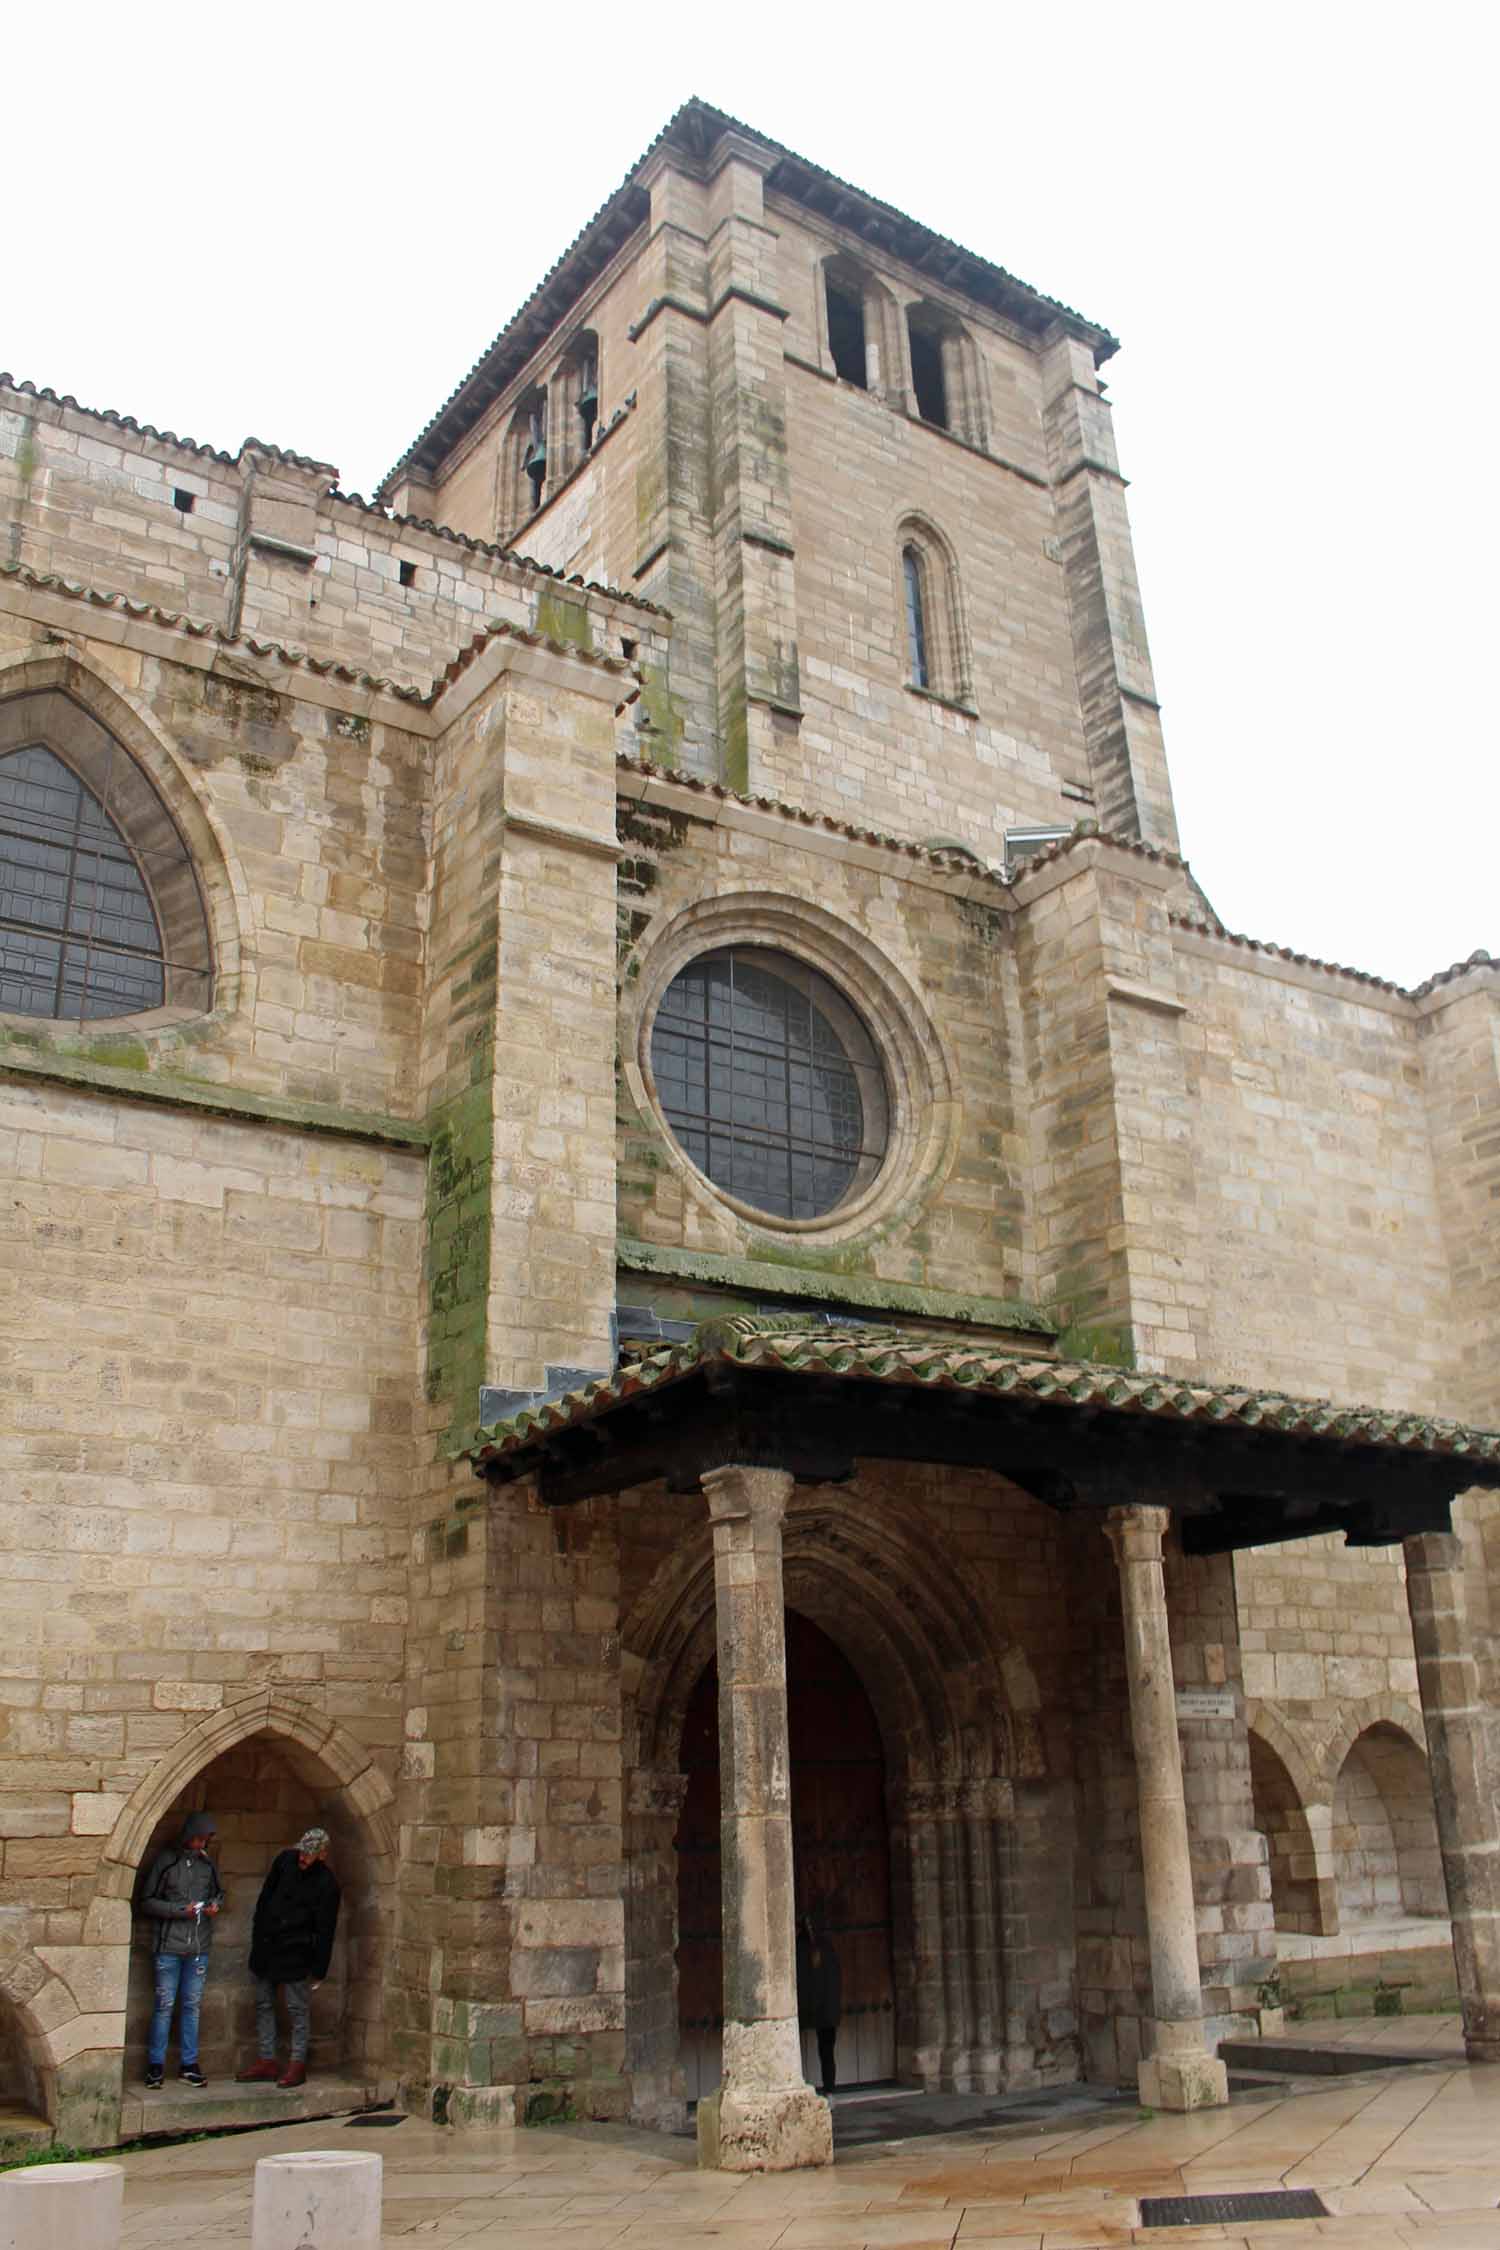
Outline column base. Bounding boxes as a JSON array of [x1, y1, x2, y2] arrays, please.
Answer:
[[696, 2085, 833, 2172], [1138, 2042, 1229, 2112], [1463, 2037, 1500, 2065]]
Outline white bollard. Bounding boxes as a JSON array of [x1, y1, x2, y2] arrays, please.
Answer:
[[0, 2161, 124, 2250], [251, 2150, 382, 2250]]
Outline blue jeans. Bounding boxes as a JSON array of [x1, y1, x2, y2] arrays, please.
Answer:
[[147, 1952, 209, 2069]]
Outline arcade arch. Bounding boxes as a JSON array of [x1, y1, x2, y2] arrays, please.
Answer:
[[1331, 1721, 1446, 1925]]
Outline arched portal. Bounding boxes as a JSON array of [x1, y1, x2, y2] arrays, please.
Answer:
[[675, 1612, 895, 2101], [621, 1480, 1057, 2123]]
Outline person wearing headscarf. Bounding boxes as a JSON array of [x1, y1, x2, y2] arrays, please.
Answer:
[[236, 1827, 342, 2088], [138, 1810, 224, 2089]]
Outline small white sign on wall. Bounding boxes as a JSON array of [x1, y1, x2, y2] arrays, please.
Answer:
[[1175, 1689, 1236, 1721]]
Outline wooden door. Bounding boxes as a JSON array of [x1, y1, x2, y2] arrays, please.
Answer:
[[675, 1611, 896, 2099]]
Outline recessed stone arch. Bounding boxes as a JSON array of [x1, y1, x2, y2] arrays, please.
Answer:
[[620, 1477, 1054, 2121], [90, 1692, 396, 2101], [0, 1929, 53, 2137], [1247, 1722, 1335, 1936], [1331, 1719, 1447, 1926], [1318, 1695, 1428, 1800]]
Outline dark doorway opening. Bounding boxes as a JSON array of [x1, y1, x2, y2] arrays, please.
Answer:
[[675, 1610, 896, 2100]]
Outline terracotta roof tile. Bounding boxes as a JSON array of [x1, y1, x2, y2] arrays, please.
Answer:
[[618, 757, 1188, 885], [468, 1315, 1500, 1474], [1170, 914, 1497, 1004], [0, 560, 627, 708], [1408, 949, 1496, 999], [328, 480, 667, 618], [1, 375, 335, 478]]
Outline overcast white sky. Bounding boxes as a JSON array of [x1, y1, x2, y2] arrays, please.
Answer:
[[8, 3, 1493, 987]]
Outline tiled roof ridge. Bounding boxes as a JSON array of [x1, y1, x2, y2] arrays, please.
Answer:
[[1169, 913, 1496, 1003], [660, 97, 1115, 341], [377, 97, 1117, 494], [469, 1318, 1500, 1465], [1, 374, 335, 478], [1408, 948, 1496, 1000], [0, 559, 629, 706], [617, 755, 1187, 881], [328, 483, 667, 618], [430, 611, 633, 698]]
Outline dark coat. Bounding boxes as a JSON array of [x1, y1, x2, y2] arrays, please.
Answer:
[[140, 1845, 225, 1957], [796, 1917, 842, 2032], [249, 1851, 341, 1983]]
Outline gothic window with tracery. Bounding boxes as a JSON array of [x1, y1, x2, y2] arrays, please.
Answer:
[[0, 730, 210, 1023]]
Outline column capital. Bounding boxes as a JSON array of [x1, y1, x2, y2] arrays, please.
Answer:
[[1404, 1529, 1465, 1578], [701, 1462, 793, 1528], [1104, 1502, 1171, 1566]]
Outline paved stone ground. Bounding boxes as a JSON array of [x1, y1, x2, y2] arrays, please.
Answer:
[[76, 2017, 1500, 2246]]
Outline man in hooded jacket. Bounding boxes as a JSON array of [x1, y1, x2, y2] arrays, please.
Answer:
[[236, 1827, 341, 2088], [138, 1809, 225, 2088]]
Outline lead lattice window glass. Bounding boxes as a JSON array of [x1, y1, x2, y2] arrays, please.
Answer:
[[0, 742, 184, 1021], [650, 947, 889, 1221]]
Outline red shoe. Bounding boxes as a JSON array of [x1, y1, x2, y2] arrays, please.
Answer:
[[278, 2062, 308, 2089], [236, 2059, 281, 2082]]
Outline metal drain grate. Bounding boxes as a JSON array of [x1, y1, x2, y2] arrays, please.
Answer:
[[346, 2110, 407, 2128], [1141, 2190, 1329, 2227]]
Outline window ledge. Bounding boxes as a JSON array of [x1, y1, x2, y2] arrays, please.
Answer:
[[905, 682, 977, 718]]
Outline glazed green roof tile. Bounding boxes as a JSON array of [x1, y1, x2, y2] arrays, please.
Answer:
[[468, 1316, 1500, 1471]]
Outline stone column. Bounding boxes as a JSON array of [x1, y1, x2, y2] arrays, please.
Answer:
[[1404, 1530, 1500, 2061], [1104, 1505, 1228, 2110], [694, 1465, 832, 2171]]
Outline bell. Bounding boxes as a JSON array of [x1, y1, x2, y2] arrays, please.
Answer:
[[577, 363, 598, 416]]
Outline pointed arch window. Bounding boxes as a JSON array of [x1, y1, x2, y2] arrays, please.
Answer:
[[902, 547, 930, 690], [0, 718, 212, 1024], [897, 518, 970, 706]]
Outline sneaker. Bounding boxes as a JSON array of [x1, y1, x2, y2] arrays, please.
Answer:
[[178, 2066, 208, 2087], [144, 2067, 164, 2090]]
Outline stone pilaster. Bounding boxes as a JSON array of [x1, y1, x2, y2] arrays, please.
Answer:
[[694, 1465, 831, 2172], [1404, 1531, 1500, 2061], [1105, 1505, 1228, 2110], [1040, 333, 1177, 850]]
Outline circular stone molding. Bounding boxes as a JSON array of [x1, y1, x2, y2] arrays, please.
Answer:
[[625, 893, 959, 1242]]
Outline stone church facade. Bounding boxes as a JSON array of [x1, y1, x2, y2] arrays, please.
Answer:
[[1, 100, 1497, 2163]]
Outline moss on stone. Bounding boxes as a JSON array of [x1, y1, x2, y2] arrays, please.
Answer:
[[616, 1238, 1056, 1337], [534, 590, 593, 652], [635, 662, 684, 766], [424, 1070, 494, 1448], [0, 1041, 427, 1147]]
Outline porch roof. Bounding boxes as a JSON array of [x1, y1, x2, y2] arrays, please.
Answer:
[[466, 1318, 1500, 1553]]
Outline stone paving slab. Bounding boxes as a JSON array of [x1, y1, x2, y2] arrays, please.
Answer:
[[36, 2021, 1499, 2250]]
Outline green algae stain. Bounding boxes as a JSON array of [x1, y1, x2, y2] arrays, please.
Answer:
[[534, 590, 593, 652]]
